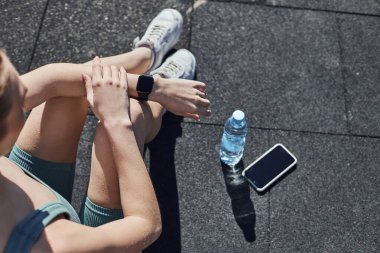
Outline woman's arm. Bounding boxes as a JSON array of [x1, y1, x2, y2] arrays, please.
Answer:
[[21, 62, 210, 120], [70, 57, 160, 252], [26, 59, 162, 252], [42, 110, 160, 252], [44, 216, 160, 253], [42, 58, 160, 253]]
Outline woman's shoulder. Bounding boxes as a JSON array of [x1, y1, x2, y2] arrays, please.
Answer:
[[0, 156, 25, 177], [0, 155, 18, 167], [0, 157, 69, 253], [0, 156, 33, 189], [0, 157, 40, 252]]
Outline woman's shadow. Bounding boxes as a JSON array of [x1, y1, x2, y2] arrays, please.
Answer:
[[143, 111, 183, 253], [143, 113, 257, 253]]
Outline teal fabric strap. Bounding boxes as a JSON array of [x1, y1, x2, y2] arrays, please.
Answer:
[[4, 202, 69, 253], [80, 197, 124, 227]]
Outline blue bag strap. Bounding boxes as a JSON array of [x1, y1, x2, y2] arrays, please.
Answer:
[[4, 202, 69, 253]]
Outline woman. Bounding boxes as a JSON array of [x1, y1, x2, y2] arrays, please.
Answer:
[[0, 9, 210, 252]]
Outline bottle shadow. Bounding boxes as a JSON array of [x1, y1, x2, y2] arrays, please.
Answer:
[[221, 159, 256, 242], [143, 112, 183, 253]]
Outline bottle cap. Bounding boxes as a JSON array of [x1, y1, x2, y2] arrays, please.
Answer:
[[232, 110, 245, 121]]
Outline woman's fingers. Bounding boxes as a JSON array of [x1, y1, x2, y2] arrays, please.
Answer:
[[194, 89, 207, 99], [195, 97, 210, 108], [111, 65, 120, 87], [196, 106, 212, 116], [120, 66, 128, 90], [92, 56, 102, 81], [181, 108, 210, 121], [181, 112, 201, 121], [103, 64, 112, 84], [193, 81, 206, 92], [82, 74, 92, 90], [82, 74, 94, 106]]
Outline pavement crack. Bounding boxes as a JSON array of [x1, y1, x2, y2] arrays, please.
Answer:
[[28, 0, 50, 71]]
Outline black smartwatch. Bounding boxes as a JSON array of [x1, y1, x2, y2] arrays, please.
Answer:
[[136, 75, 154, 101]]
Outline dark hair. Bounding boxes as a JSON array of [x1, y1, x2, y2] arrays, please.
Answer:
[[0, 50, 12, 141]]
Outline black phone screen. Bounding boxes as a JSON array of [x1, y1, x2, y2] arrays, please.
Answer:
[[244, 145, 296, 189]]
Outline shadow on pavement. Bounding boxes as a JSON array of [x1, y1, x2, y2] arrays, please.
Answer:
[[143, 112, 183, 253], [221, 159, 256, 242]]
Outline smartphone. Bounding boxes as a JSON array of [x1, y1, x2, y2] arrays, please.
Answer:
[[242, 143, 297, 192]]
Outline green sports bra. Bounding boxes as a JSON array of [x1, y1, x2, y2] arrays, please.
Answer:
[[4, 168, 80, 253]]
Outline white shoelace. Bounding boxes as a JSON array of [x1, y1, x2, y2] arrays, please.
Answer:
[[145, 24, 168, 45], [159, 60, 183, 78]]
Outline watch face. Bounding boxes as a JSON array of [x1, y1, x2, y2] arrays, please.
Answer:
[[137, 75, 154, 92], [136, 75, 154, 101]]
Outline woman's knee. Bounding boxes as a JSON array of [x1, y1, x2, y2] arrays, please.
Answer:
[[129, 99, 149, 127], [129, 99, 150, 150], [129, 99, 162, 144]]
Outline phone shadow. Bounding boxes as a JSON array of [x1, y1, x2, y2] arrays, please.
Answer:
[[143, 112, 183, 253], [221, 160, 256, 242]]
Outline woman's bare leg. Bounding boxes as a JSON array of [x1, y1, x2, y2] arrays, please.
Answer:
[[84, 47, 152, 74], [87, 99, 164, 209], [14, 45, 163, 205], [16, 47, 153, 163]]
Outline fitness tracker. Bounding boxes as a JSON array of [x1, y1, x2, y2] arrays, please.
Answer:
[[136, 75, 154, 101]]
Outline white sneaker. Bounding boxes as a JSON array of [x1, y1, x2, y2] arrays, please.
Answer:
[[134, 9, 183, 73], [151, 49, 196, 80]]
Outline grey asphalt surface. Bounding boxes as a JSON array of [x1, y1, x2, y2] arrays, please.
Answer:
[[1, 0, 379, 252]]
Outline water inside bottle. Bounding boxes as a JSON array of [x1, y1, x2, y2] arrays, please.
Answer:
[[220, 132, 245, 166], [220, 110, 248, 167]]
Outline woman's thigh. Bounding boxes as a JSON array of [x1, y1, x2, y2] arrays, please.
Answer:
[[16, 97, 88, 163], [86, 99, 164, 209]]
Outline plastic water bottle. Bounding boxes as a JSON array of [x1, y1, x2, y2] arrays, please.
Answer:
[[220, 110, 248, 167]]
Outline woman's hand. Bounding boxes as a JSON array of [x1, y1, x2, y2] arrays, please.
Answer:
[[82, 57, 130, 123], [150, 75, 211, 121]]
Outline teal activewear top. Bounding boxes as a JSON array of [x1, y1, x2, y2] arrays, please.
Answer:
[[4, 202, 72, 252], [5, 145, 124, 252], [4, 159, 80, 253]]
